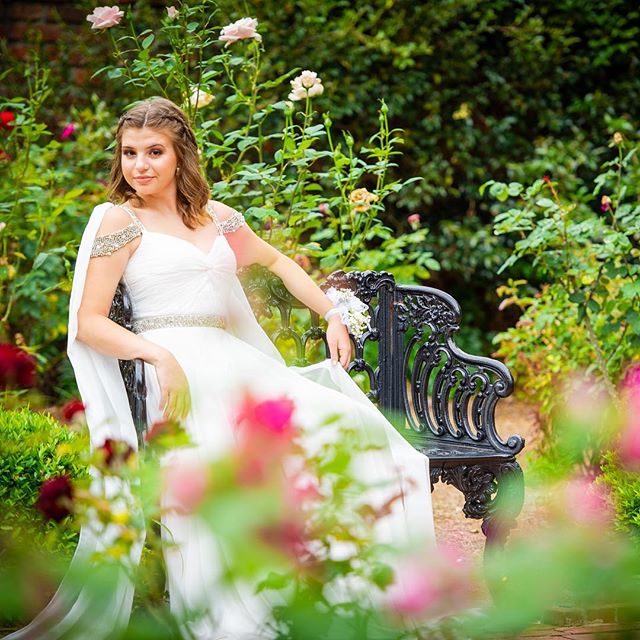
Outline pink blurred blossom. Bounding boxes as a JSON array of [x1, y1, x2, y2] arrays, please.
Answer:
[[86, 5, 124, 30], [166, 6, 178, 20], [620, 362, 640, 394], [318, 203, 329, 215], [562, 476, 613, 526], [562, 374, 609, 426], [60, 123, 76, 140], [238, 395, 295, 437], [163, 458, 210, 515], [385, 544, 473, 620]]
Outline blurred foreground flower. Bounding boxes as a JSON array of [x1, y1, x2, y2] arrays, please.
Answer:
[[97, 438, 135, 471], [0, 343, 36, 389], [559, 476, 614, 526], [219, 17, 262, 47], [166, 6, 178, 20], [288, 70, 324, 101], [36, 475, 74, 522], [407, 213, 421, 230], [163, 456, 210, 515], [385, 545, 474, 620], [616, 362, 640, 471], [86, 5, 124, 30]]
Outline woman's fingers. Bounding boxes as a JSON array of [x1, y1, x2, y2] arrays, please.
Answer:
[[338, 337, 351, 368], [328, 336, 339, 364]]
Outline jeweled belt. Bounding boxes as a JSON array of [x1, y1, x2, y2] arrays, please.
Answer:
[[131, 314, 226, 334]]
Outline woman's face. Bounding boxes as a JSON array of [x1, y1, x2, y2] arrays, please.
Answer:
[[120, 127, 179, 196]]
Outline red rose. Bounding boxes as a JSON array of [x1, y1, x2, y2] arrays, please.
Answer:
[[62, 399, 85, 422], [0, 112, 15, 129], [36, 475, 74, 521], [0, 343, 36, 389]]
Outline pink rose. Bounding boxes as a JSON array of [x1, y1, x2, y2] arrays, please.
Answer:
[[60, 123, 75, 141], [407, 213, 421, 230], [288, 70, 324, 101], [219, 17, 262, 47], [86, 5, 124, 30]]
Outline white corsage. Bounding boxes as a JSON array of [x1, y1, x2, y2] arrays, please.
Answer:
[[324, 287, 371, 339]]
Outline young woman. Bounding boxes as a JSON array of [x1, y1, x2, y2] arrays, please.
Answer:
[[10, 97, 436, 639]]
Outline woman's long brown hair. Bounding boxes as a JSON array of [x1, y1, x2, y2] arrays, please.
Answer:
[[107, 97, 210, 229]]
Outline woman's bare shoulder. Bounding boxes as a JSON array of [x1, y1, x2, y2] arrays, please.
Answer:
[[209, 199, 241, 223], [96, 204, 135, 235]]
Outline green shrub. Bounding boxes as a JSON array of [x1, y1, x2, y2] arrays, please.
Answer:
[[0, 408, 89, 557], [601, 451, 640, 541]]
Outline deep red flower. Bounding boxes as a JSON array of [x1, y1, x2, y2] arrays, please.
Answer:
[[543, 174, 552, 184], [0, 343, 36, 389], [0, 148, 11, 162], [98, 438, 135, 468], [35, 475, 73, 521], [0, 112, 15, 129], [62, 399, 85, 422]]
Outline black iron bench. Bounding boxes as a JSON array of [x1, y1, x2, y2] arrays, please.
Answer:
[[110, 267, 525, 550]]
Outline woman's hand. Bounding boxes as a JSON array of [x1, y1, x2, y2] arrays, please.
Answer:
[[153, 350, 191, 421], [327, 315, 351, 368]]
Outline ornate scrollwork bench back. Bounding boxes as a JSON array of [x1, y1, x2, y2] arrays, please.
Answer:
[[109, 266, 525, 550]]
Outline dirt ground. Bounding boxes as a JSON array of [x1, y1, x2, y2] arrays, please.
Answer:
[[431, 397, 542, 585]]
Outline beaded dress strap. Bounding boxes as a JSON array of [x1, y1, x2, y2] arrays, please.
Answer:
[[120, 204, 147, 231], [90, 205, 144, 258], [207, 201, 245, 234]]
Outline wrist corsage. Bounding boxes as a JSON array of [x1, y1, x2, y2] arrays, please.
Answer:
[[324, 287, 372, 339]]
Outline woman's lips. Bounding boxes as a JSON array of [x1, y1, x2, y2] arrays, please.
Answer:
[[134, 177, 154, 183]]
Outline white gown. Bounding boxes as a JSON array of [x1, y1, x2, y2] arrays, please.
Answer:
[[7, 202, 436, 640]]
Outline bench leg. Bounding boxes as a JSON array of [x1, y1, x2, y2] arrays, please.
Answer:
[[430, 460, 525, 551]]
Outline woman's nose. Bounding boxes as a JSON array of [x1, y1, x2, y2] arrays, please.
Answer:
[[135, 156, 149, 170]]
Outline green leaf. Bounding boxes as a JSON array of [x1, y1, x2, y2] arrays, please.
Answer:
[[33, 253, 49, 270], [141, 34, 154, 49]]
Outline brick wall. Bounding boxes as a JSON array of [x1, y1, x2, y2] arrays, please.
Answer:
[[1, 1, 99, 85]]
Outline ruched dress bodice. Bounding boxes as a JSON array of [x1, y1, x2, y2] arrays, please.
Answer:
[[122, 232, 237, 321]]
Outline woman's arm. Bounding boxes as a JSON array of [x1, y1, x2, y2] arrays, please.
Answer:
[[220, 204, 352, 367], [76, 206, 190, 420]]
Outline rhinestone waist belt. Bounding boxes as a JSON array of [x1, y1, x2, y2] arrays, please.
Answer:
[[131, 314, 226, 334]]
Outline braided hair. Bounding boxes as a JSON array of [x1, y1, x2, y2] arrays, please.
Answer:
[[107, 97, 210, 229]]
